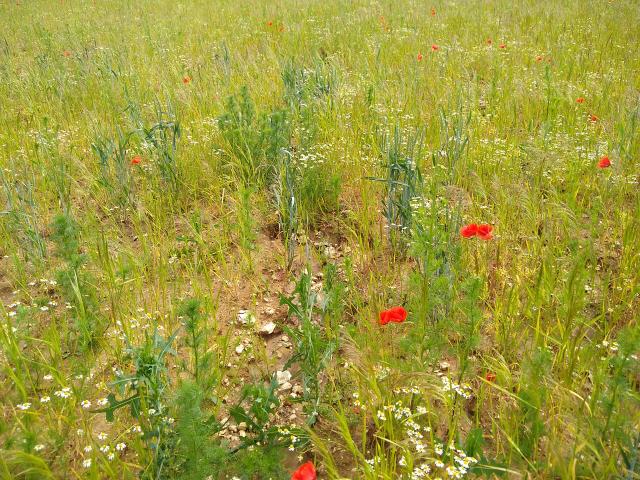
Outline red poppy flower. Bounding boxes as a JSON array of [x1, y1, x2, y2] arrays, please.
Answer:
[[379, 306, 408, 326], [267, 21, 273, 27], [499, 43, 506, 49], [598, 156, 611, 168], [486, 38, 492, 45], [291, 461, 316, 480], [461, 223, 493, 240], [63, 50, 71, 57], [576, 97, 585, 104], [589, 113, 599, 122], [417, 52, 423, 61], [460, 224, 479, 238], [182, 76, 191, 84], [130, 155, 142, 165], [431, 44, 439, 52], [485, 372, 496, 382], [477, 224, 493, 240], [535, 55, 543, 62], [430, 7, 436, 16]]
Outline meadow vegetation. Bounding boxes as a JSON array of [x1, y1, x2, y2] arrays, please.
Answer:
[[0, 0, 639, 478]]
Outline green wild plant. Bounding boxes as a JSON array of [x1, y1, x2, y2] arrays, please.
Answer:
[[0, 1, 639, 479], [92, 128, 135, 207], [50, 213, 103, 350], [177, 297, 217, 391], [368, 125, 424, 254], [280, 268, 338, 424], [98, 327, 180, 478], [218, 86, 290, 185]]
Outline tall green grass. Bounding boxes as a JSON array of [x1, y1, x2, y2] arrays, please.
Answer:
[[1, 0, 639, 478]]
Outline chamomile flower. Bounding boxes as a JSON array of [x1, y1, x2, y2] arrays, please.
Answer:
[[54, 387, 72, 399]]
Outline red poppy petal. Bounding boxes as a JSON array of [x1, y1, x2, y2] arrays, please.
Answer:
[[598, 156, 611, 168], [477, 224, 492, 235], [460, 224, 479, 238], [291, 462, 316, 480], [379, 307, 407, 325], [390, 306, 407, 322]]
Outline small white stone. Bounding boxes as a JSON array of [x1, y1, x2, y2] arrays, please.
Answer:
[[237, 310, 256, 326], [258, 322, 276, 335], [280, 381, 293, 391], [276, 370, 292, 386]]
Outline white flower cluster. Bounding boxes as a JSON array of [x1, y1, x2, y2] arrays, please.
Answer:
[[598, 339, 619, 354], [441, 377, 472, 399], [365, 455, 382, 468], [374, 364, 391, 380], [394, 386, 421, 395], [410, 463, 431, 479], [80, 430, 130, 468], [384, 401, 413, 421], [404, 415, 431, 454], [411, 442, 478, 479], [445, 445, 478, 478], [54, 387, 72, 399]]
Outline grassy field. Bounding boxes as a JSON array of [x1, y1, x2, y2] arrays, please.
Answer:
[[1, 0, 639, 478]]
